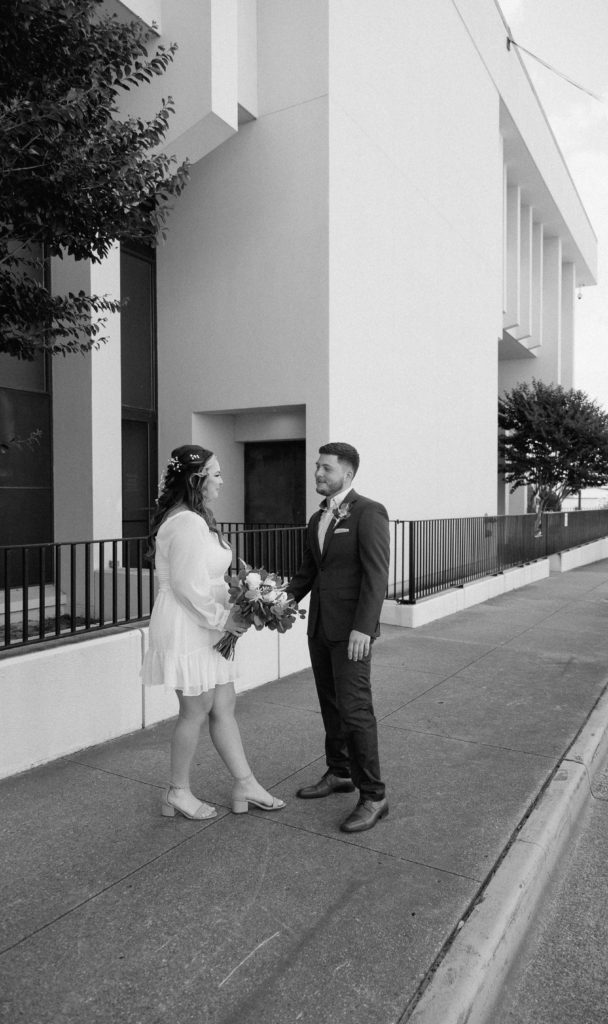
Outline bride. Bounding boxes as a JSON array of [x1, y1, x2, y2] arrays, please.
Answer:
[[142, 444, 285, 820]]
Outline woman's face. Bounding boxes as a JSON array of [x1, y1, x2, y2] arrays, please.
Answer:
[[200, 455, 222, 502]]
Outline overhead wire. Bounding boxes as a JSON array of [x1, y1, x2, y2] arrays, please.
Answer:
[[506, 37, 605, 104]]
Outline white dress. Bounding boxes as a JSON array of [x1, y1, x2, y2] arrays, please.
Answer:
[[142, 510, 238, 695]]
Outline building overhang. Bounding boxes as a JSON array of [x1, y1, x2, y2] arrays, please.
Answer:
[[501, 105, 596, 287], [107, 0, 258, 167]]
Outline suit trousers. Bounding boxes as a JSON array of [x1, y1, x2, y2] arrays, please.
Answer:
[[307, 621, 385, 801]]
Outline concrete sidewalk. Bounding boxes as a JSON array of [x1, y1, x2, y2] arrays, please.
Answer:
[[2, 561, 608, 1024]]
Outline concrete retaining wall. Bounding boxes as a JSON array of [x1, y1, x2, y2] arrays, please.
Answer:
[[381, 559, 551, 628], [0, 596, 311, 781], [0, 631, 144, 781], [3, 541, 607, 780], [549, 537, 608, 572]]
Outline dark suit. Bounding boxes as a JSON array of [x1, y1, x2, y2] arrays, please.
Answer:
[[288, 489, 390, 799]]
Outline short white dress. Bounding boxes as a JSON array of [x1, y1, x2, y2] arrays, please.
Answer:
[[142, 510, 238, 695]]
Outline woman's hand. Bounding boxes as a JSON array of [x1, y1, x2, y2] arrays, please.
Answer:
[[225, 607, 249, 636]]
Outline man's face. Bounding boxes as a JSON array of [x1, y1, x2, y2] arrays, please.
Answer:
[[315, 453, 353, 499]]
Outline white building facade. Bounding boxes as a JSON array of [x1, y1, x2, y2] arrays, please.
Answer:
[[1, 0, 597, 549]]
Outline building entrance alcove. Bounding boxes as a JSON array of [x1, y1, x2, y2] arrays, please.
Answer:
[[191, 406, 306, 526], [244, 440, 306, 525]]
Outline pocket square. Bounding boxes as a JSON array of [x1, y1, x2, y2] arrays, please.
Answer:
[[334, 528, 350, 534]]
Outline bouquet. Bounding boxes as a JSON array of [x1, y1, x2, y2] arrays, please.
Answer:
[[213, 561, 306, 660]]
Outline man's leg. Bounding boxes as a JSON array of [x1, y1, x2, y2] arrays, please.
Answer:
[[329, 642, 385, 801], [308, 631, 351, 777]]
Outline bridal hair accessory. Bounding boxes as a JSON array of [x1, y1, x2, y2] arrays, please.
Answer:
[[157, 457, 181, 497], [157, 445, 213, 497]]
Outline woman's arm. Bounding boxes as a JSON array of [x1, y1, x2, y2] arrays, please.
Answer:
[[168, 515, 231, 632]]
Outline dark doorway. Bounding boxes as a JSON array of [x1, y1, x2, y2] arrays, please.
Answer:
[[244, 441, 306, 525], [120, 242, 157, 544]]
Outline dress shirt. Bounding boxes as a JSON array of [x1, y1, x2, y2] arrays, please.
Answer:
[[317, 487, 352, 550]]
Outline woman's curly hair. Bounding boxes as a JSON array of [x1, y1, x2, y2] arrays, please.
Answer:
[[147, 445, 228, 561]]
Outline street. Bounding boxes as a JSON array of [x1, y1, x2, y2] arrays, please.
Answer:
[[494, 750, 608, 1024]]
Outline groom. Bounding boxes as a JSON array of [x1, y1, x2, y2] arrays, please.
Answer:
[[288, 442, 390, 833]]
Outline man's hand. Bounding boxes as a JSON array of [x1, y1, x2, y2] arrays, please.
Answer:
[[348, 630, 371, 661]]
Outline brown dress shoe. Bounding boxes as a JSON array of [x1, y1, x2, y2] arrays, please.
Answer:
[[339, 796, 389, 833], [296, 771, 356, 799]]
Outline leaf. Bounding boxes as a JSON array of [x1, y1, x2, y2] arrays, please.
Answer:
[[0, 0, 189, 358], [498, 378, 608, 505]]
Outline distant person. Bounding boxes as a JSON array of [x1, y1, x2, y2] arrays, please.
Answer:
[[142, 444, 285, 819], [287, 442, 390, 833]]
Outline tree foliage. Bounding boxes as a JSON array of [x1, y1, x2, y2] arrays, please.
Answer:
[[498, 379, 608, 525], [0, 0, 189, 359]]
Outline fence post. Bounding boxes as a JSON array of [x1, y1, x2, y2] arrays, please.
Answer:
[[408, 520, 416, 604], [543, 512, 549, 558]]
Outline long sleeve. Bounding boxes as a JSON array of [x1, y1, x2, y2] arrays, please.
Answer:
[[167, 515, 231, 632], [353, 503, 390, 635], [287, 525, 318, 602]]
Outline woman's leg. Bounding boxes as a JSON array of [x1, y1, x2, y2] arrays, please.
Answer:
[[208, 683, 284, 811], [207, 682, 251, 779], [168, 690, 214, 808]]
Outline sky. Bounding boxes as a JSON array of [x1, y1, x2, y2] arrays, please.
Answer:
[[498, 0, 608, 407]]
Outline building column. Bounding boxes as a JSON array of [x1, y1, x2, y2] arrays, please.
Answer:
[[541, 235, 562, 382], [531, 221, 544, 349], [560, 262, 576, 388], [517, 204, 533, 341], [51, 247, 122, 543], [504, 185, 521, 332]]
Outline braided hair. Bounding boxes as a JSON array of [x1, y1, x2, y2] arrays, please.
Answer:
[[147, 445, 229, 562]]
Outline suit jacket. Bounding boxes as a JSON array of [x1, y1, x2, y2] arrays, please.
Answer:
[[288, 490, 390, 641]]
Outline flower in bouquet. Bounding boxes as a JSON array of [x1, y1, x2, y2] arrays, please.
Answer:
[[214, 561, 306, 660]]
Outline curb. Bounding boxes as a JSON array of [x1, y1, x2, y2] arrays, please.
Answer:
[[404, 685, 608, 1024]]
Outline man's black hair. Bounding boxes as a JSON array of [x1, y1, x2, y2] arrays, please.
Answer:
[[318, 442, 360, 476]]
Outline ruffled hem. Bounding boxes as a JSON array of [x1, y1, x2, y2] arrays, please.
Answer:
[[141, 644, 238, 696]]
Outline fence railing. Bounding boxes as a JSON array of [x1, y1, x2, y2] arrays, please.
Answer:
[[1, 537, 155, 651], [3, 511, 608, 652], [390, 510, 608, 604], [0, 524, 307, 653]]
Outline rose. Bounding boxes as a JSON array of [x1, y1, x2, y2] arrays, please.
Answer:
[[261, 589, 279, 603], [274, 592, 289, 606], [245, 572, 262, 589]]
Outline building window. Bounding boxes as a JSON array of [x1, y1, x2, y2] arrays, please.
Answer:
[[0, 247, 53, 555], [120, 242, 157, 541]]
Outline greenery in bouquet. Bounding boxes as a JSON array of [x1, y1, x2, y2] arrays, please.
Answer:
[[213, 562, 306, 660]]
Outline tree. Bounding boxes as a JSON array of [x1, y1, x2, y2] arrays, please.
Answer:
[[498, 379, 608, 534], [0, 0, 189, 360]]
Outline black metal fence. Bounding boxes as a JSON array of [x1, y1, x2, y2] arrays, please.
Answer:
[[3, 511, 608, 652], [0, 524, 307, 653], [390, 510, 608, 604], [1, 537, 155, 651], [226, 525, 307, 579]]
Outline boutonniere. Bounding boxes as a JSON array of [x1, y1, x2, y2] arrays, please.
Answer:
[[331, 501, 352, 525]]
